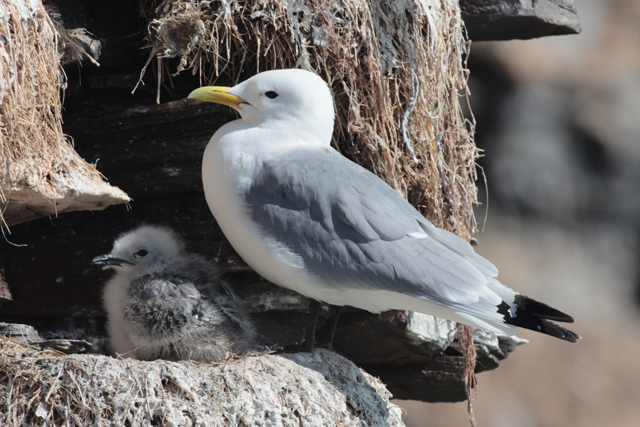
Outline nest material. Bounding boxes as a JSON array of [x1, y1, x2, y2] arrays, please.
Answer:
[[0, 337, 404, 426], [140, 0, 479, 238], [0, 0, 129, 227]]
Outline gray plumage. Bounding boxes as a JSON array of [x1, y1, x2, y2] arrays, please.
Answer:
[[248, 145, 580, 342], [248, 146, 500, 301], [92, 225, 257, 361]]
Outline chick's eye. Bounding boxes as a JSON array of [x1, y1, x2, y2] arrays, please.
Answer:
[[265, 91, 279, 99], [136, 249, 149, 257]]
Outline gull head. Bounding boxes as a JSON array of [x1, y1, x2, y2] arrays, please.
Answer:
[[91, 226, 185, 273], [189, 69, 335, 145]]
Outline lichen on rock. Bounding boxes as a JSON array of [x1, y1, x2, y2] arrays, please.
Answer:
[[0, 338, 404, 426]]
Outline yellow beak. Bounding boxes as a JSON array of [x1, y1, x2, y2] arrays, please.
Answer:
[[187, 86, 247, 108]]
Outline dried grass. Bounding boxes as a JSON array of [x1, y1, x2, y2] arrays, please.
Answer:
[[138, 0, 479, 237], [0, 0, 128, 228]]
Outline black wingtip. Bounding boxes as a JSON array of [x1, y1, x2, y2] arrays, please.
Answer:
[[539, 319, 581, 343], [514, 294, 575, 323], [498, 299, 581, 343]]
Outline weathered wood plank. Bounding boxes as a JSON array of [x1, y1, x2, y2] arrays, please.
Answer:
[[65, 99, 237, 199], [364, 356, 469, 402]]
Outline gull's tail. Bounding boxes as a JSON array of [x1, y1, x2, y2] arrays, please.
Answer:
[[498, 295, 581, 343]]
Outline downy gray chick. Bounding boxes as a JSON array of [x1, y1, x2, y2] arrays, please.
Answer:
[[92, 225, 257, 361]]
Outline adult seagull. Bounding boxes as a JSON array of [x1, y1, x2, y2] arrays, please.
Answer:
[[188, 69, 580, 346]]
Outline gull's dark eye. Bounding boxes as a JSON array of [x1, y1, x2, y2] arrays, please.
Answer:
[[265, 91, 279, 99], [135, 249, 149, 257]]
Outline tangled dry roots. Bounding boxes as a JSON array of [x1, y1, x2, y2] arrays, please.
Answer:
[[139, 0, 479, 237], [0, 0, 128, 227]]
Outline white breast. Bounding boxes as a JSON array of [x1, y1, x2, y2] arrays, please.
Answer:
[[102, 272, 137, 356], [202, 125, 344, 304]]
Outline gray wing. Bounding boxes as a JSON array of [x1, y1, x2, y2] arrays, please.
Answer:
[[246, 146, 502, 312]]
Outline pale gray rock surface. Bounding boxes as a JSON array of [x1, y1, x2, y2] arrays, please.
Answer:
[[1, 343, 404, 427], [0, 322, 42, 343], [460, 0, 581, 40]]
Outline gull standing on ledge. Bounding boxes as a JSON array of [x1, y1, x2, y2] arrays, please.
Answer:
[[188, 69, 580, 344], [92, 225, 258, 361]]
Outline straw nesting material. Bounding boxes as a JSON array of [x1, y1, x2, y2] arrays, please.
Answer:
[[140, 0, 480, 240], [0, 0, 129, 227]]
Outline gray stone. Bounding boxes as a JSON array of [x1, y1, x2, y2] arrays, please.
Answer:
[[0, 322, 42, 344], [460, 0, 581, 41]]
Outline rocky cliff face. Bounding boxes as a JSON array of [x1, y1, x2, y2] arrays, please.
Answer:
[[0, 340, 404, 427]]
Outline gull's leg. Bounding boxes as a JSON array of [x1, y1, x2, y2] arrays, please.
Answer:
[[316, 304, 343, 351], [326, 305, 343, 350], [302, 299, 322, 351], [284, 299, 321, 353]]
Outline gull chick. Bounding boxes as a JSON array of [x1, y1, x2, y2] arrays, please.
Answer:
[[187, 69, 580, 344], [92, 225, 257, 361]]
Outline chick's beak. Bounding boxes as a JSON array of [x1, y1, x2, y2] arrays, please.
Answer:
[[91, 254, 132, 267], [188, 86, 248, 109]]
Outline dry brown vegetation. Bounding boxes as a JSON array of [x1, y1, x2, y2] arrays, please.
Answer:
[[0, 0, 128, 227], [139, 0, 479, 237]]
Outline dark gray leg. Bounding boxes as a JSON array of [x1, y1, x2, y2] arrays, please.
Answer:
[[284, 299, 321, 353]]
